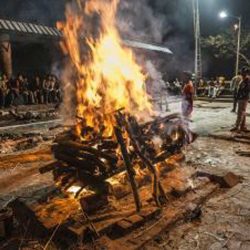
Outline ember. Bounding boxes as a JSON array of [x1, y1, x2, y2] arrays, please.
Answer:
[[51, 0, 198, 213], [5, 0, 199, 246], [47, 111, 196, 212]]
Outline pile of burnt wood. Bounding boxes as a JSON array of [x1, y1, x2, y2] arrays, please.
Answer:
[[41, 111, 197, 211]]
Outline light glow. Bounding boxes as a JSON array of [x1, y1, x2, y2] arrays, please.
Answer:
[[219, 11, 228, 19]]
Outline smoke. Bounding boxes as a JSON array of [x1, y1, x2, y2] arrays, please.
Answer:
[[145, 60, 164, 97], [0, 0, 66, 26], [117, 0, 168, 43], [60, 60, 77, 124], [117, 0, 195, 79], [0, 0, 195, 78]]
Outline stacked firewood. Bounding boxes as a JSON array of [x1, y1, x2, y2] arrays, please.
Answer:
[[40, 112, 196, 211]]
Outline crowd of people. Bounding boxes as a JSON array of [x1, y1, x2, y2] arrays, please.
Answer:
[[165, 80, 182, 96], [196, 78, 227, 98], [165, 77, 227, 99], [0, 73, 62, 108], [179, 67, 250, 133]]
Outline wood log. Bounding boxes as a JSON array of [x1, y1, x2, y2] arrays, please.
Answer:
[[235, 150, 250, 157], [97, 139, 118, 150], [114, 125, 142, 212], [123, 114, 167, 206], [55, 140, 118, 164], [52, 165, 75, 181], [53, 151, 100, 174], [56, 173, 74, 187], [53, 145, 109, 173]]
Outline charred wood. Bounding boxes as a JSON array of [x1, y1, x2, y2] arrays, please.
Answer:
[[54, 140, 118, 164], [122, 113, 167, 206], [114, 125, 142, 212]]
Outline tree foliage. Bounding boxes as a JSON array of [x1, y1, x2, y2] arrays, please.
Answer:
[[201, 30, 250, 67]]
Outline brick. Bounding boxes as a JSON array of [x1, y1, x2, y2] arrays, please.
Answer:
[[139, 207, 161, 221], [80, 194, 108, 214], [223, 172, 240, 188], [111, 220, 133, 237], [124, 214, 144, 226], [116, 220, 132, 230]]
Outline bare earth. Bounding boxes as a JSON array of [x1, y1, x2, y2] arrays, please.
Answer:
[[0, 100, 249, 249], [144, 100, 250, 250]]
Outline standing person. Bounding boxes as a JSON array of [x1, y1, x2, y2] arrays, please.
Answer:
[[181, 71, 194, 118], [0, 74, 9, 108], [231, 67, 250, 132], [230, 73, 242, 112]]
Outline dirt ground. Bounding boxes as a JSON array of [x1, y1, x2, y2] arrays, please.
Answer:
[[144, 100, 250, 250], [0, 100, 249, 249]]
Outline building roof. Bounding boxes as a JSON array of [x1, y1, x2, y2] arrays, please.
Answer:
[[0, 18, 173, 55], [0, 18, 61, 39], [123, 40, 173, 55]]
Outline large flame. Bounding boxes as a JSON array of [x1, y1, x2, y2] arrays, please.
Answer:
[[58, 0, 152, 137]]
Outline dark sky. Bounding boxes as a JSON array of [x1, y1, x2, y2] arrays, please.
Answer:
[[199, 0, 250, 35], [0, 0, 249, 36], [0, 0, 249, 77]]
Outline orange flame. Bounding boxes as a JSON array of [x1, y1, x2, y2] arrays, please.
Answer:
[[58, 0, 152, 138]]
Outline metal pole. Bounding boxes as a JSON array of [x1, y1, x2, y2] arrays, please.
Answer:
[[193, 0, 202, 94], [235, 17, 241, 76], [193, 0, 198, 81]]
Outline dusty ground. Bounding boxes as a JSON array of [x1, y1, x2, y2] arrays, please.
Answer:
[[0, 100, 249, 249], [143, 101, 250, 250]]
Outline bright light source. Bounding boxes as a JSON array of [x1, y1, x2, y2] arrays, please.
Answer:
[[219, 11, 228, 19], [234, 24, 239, 30]]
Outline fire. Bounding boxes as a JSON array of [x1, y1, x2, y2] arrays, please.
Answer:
[[67, 185, 82, 195], [58, 0, 152, 138]]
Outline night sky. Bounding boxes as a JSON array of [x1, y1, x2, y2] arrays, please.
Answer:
[[0, 0, 249, 77], [0, 0, 248, 38]]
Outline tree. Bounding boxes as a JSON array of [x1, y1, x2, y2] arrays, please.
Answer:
[[201, 30, 250, 68]]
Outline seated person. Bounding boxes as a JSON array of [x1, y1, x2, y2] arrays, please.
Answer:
[[31, 76, 44, 104], [43, 75, 51, 104], [21, 77, 33, 104], [54, 79, 62, 103], [8, 78, 21, 106]]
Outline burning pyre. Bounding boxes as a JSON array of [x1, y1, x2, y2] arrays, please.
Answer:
[[50, 0, 197, 213], [57, 0, 152, 138]]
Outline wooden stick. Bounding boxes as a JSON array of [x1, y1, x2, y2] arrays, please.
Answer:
[[123, 114, 167, 206], [114, 126, 142, 212]]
